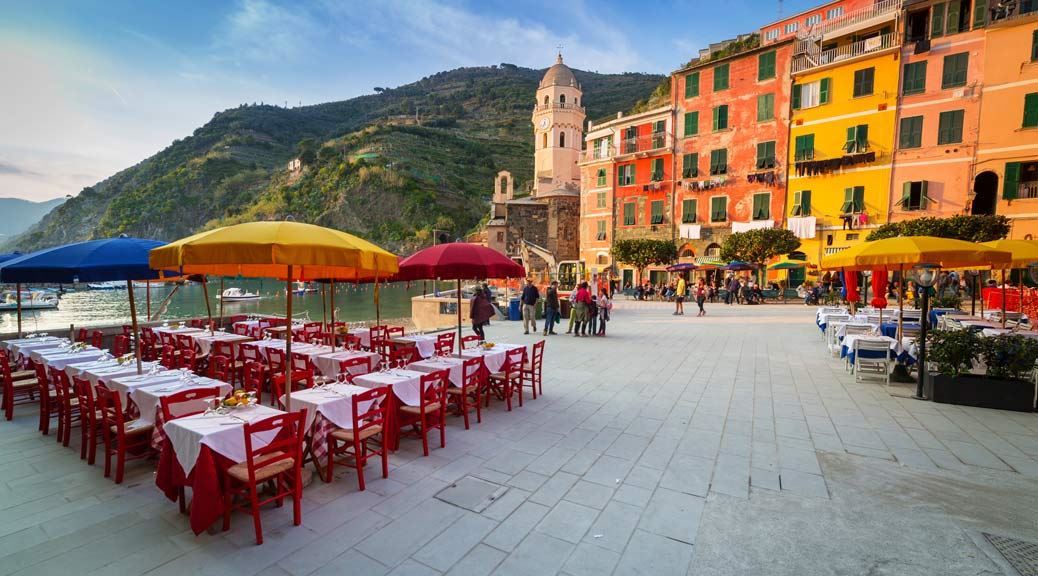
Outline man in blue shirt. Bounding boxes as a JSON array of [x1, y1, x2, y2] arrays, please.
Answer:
[[521, 278, 540, 335]]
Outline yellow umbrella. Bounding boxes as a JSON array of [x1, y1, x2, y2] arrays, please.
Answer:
[[821, 236, 1011, 271], [150, 221, 398, 411], [981, 239, 1038, 327]]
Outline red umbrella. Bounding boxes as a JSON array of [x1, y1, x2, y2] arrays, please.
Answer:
[[398, 244, 526, 352]]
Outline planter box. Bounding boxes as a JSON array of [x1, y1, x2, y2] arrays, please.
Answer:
[[928, 373, 1036, 412]]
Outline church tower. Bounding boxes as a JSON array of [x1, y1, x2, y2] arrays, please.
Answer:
[[532, 53, 585, 197]]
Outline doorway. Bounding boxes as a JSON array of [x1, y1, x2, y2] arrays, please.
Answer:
[[972, 171, 998, 215]]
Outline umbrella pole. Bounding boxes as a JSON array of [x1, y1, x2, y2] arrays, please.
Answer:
[[375, 271, 381, 328], [457, 278, 462, 354], [321, 284, 327, 331], [219, 277, 224, 329], [15, 283, 21, 338], [126, 281, 143, 375], [146, 280, 151, 320], [897, 266, 904, 341], [285, 266, 293, 412], [330, 282, 337, 349], [201, 277, 213, 330], [1002, 270, 1007, 329]]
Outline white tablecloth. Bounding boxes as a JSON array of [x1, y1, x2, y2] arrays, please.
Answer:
[[460, 343, 525, 374], [408, 357, 465, 387], [154, 326, 204, 337], [311, 350, 380, 377], [132, 376, 231, 425], [108, 371, 181, 406], [281, 384, 373, 430], [2, 336, 62, 357], [66, 360, 163, 385], [842, 335, 902, 356], [354, 369, 427, 406], [247, 340, 330, 360], [834, 322, 878, 339], [348, 328, 372, 349], [191, 331, 253, 356], [392, 335, 437, 359], [31, 347, 105, 370], [163, 404, 284, 474]]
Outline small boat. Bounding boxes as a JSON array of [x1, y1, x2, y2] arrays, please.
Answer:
[[217, 287, 261, 302], [0, 292, 59, 311], [86, 281, 122, 290], [132, 281, 168, 289]]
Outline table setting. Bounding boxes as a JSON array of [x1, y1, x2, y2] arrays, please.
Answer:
[[840, 334, 902, 364], [1, 334, 61, 358], [30, 342, 105, 370], [459, 342, 525, 374], [408, 354, 465, 387], [281, 377, 375, 461], [390, 333, 437, 359], [310, 349, 380, 378]]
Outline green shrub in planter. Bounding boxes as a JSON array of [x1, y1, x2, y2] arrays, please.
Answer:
[[926, 329, 980, 377], [981, 334, 1038, 380]]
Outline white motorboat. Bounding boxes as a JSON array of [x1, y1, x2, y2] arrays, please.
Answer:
[[0, 291, 59, 311], [217, 287, 261, 302], [86, 281, 122, 290]]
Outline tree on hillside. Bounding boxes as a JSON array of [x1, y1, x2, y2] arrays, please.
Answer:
[[720, 228, 801, 265], [865, 214, 1009, 242], [296, 138, 318, 166], [612, 239, 678, 283]]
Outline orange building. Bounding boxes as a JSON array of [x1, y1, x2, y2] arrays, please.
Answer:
[[578, 121, 617, 277], [671, 35, 795, 265], [889, 0, 988, 222], [976, 9, 1038, 238]]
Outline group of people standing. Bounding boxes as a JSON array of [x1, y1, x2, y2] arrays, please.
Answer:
[[672, 274, 708, 316], [520, 278, 611, 337]]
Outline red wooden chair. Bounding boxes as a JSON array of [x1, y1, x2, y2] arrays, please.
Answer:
[[343, 334, 362, 350], [326, 386, 389, 489], [179, 348, 201, 374], [234, 323, 250, 336], [461, 335, 481, 349], [337, 356, 372, 383], [446, 357, 483, 429], [239, 343, 262, 365], [1, 351, 37, 421], [160, 386, 222, 422], [140, 328, 159, 361], [160, 344, 180, 369], [95, 384, 154, 484], [112, 335, 130, 357], [519, 340, 545, 399], [49, 367, 80, 447], [388, 344, 419, 368], [486, 347, 526, 411], [386, 326, 404, 339], [242, 362, 266, 405], [267, 349, 311, 407], [221, 410, 306, 545], [91, 330, 104, 349], [368, 325, 388, 352], [398, 370, 448, 456], [72, 377, 102, 463], [122, 325, 133, 337], [209, 355, 233, 383], [34, 361, 59, 435], [435, 332, 455, 355], [77, 327, 89, 343], [212, 341, 243, 384], [175, 333, 196, 354]]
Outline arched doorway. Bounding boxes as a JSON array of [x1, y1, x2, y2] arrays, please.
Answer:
[[972, 171, 998, 215]]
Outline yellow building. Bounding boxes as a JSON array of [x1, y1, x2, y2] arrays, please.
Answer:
[[777, 0, 903, 271]]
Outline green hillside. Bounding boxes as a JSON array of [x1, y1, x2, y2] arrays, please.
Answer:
[[9, 64, 663, 253]]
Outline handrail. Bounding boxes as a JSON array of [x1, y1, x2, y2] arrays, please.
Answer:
[[796, 0, 901, 39], [532, 103, 585, 113], [792, 32, 895, 73]]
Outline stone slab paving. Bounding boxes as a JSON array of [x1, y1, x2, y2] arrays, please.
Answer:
[[0, 302, 1037, 575]]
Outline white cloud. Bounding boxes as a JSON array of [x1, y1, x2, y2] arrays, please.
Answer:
[[218, 0, 324, 63]]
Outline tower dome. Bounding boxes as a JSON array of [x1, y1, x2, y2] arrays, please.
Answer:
[[539, 53, 579, 89]]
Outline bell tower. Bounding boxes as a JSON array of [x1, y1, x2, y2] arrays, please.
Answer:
[[532, 53, 585, 197]]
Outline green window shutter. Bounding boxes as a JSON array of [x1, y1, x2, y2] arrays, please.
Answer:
[[682, 153, 698, 178], [651, 200, 663, 224], [932, 2, 946, 37], [792, 191, 802, 216], [845, 126, 856, 151], [1032, 30, 1038, 62], [841, 187, 854, 212], [900, 181, 913, 209], [713, 105, 728, 130], [937, 110, 964, 144], [942, 53, 968, 88], [684, 112, 698, 136], [792, 84, 802, 109], [853, 68, 875, 97], [711, 197, 726, 221], [854, 186, 865, 212], [856, 124, 869, 150], [899, 116, 923, 149], [630, 164, 636, 183], [651, 158, 663, 181], [920, 181, 929, 209], [596, 169, 606, 187], [819, 78, 831, 103], [973, 0, 988, 28], [682, 199, 696, 223], [713, 63, 729, 91], [903, 62, 927, 95], [758, 51, 776, 81], [1004, 162, 1021, 200], [801, 190, 812, 215], [685, 72, 700, 98], [757, 93, 774, 121], [1023, 93, 1038, 128], [946, 0, 961, 34], [752, 194, 770, 220]]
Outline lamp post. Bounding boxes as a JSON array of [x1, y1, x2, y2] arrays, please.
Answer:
[[913, 264, 938, 400], [967, 269, 979, 316]]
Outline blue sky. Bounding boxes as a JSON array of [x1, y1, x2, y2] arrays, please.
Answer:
[[0, 0, 821, 201]]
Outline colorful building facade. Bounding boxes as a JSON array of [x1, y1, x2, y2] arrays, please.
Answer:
[[578, 122, 618, 276]]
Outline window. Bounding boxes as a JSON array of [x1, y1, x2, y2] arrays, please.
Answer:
[[596, 191, 606, 208], [973, 0, 988, 29], [844, 124, 869, 153], [596, 220, 607, 241], [651, 120, 666, 149], [792, 78, 831, 109], [623, 202, 636, 225], [757, 93, 775, 121], [899, 116, 924, 149], [710, 197, 728, 222], [682, 199, 697, 223], [756, 141, 776, 169], [853, 67, 875, 97], [931, 2, 945, 37], [596, 168, 606, 187], [942, 53, 969, 88], [1033, 30, 1038, 62], [1004, 161, 1038, 200], [765, 29, 779, 41], [496, 231, 504, 242], [622, 126, 637, 153], [560, 94, 566, 104], [650, 200, 665, 224], [650, 158, 664, 181], [1023, 93, 1038, 128], [758, 51, 776, 80], [944, 0, 969, 35], [826, 6, 844, 19], [559, 132, 566, 147], [752, 193, 771, 220], [713, 63, 729, 91], [542, 133, 548, 148], [785, 22, 799, 34], [898, 181, 931, 211], [791, 190, 812, 216], [682, 153, 699, 178], [712, 104, 729, 131], [937, 109, 964, 144], [806, 14, 821, 26], [705, 243, 721, 257], [709, 148, 728, 175], [794, 134, 815, 161], [841, 186, 865, 213], [903, 61, 927, 95], [618, 164, 635, 186], [683, 111, 699, 136], [684, 72, 700, 98]]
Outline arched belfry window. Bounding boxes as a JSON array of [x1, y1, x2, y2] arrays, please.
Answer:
[[543, 95, 549, 105], [560, 94, 566, 104], [542, 132, 548, 148], [559, 132, 566, 148]]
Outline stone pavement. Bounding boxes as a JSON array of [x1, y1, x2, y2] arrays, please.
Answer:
[[1, 302, 1037, 575]]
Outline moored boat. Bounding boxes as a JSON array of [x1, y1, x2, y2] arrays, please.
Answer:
[[217, 287, 261, 302]]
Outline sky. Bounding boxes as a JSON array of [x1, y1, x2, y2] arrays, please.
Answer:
[[0, 0, 822, 202]]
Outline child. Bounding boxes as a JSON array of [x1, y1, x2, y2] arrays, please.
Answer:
[[588, 296, 599, 336], [597, 290, 611, 335]]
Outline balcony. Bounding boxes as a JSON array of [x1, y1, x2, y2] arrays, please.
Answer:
[[532, 102, 585, 113], [619, 133, 671, 155], [792, 32, 896, 74], [795, 0, 901, 43], [583, 146, 616, 161], [1019, 182, 1038, 200]]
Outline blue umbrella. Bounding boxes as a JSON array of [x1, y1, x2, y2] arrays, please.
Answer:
[[666, 263, 698, 272], [0, 236, 169, 372], [724, 260, 757, 271], [0, 252, 23, 265]]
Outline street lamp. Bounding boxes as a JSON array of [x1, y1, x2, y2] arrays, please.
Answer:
[[912, 263, 939, 400], [966, 269, 980, 315]]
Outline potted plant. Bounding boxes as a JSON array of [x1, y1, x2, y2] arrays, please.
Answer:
[[929, 331, 1037, 411]]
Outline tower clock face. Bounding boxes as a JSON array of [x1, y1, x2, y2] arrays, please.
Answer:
[[539, 118, 549, 129]]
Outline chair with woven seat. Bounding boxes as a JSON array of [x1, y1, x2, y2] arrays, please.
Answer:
[[72, 376, 102, 463], [180, 348, 202, 374], [398, 370, 448, 456], [49, 367, 80, 447], [1, 351, 37, 421], [95, 384, 155, 484], [160, 386, 223, 422], [160, 344, 180, 369], [222, 410, 306, 545], [242, 361, 266, 405], [140, 328, 159, 361], [337, 356, 372, 383], [326, 386, 389, 489], [34, 361, 59, 435], [519, 340, 545, 399], [234, 323, 250, 336], [343, 334, 362, 350], [211, 341, 243, 384], [388, 344, 419, 368], [486, 347, 525, 411], [446, 357, 483, 429], [267, 349, 312, 407]]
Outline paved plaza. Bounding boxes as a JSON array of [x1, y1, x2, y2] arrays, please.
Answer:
[[1, 302, 1038, 575]]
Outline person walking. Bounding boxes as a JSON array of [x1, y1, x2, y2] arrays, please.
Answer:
[[674, 274, 687, 315], [597, 289, 611, 335], [520, 278, 540, 335], [543, 280, 560, 336], [469, 286, 495, 341], [727, 275, 740, 305], [572, 281, 592, 337], [695, 278, 707, 316]]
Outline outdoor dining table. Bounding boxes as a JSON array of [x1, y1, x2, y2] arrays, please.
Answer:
[[817, 312, 867, 333], [409, 356, 465, 387], [352, 369, 429, 450], [310, 349, 380, 378], [459, 343, 526, 374], [156, 403, 285, 534], [347, 328, 372, 349], [391, 335, 437, 359], [280, 383, 375, 469], [154, 325, 205, 337], [1, 336, 62, 358], [66, 359, 163, 385], [137, 374, 232, 449], [190, 330, 253, 356], [834, 322, 878, 339], [840, 335, 902, 364], [879, 321, 921, 338], [247, 339, 330, 360], [30, 346, 105, 370]]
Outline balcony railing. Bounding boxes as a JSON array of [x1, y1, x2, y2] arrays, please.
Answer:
[[583, 146, 615, 161], [795, 0, 901, 41], [619, 133, 671, 155], [532, 102, 585, 113], [792, 32, 895, 73], [1020, 183, 1038, 200]]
